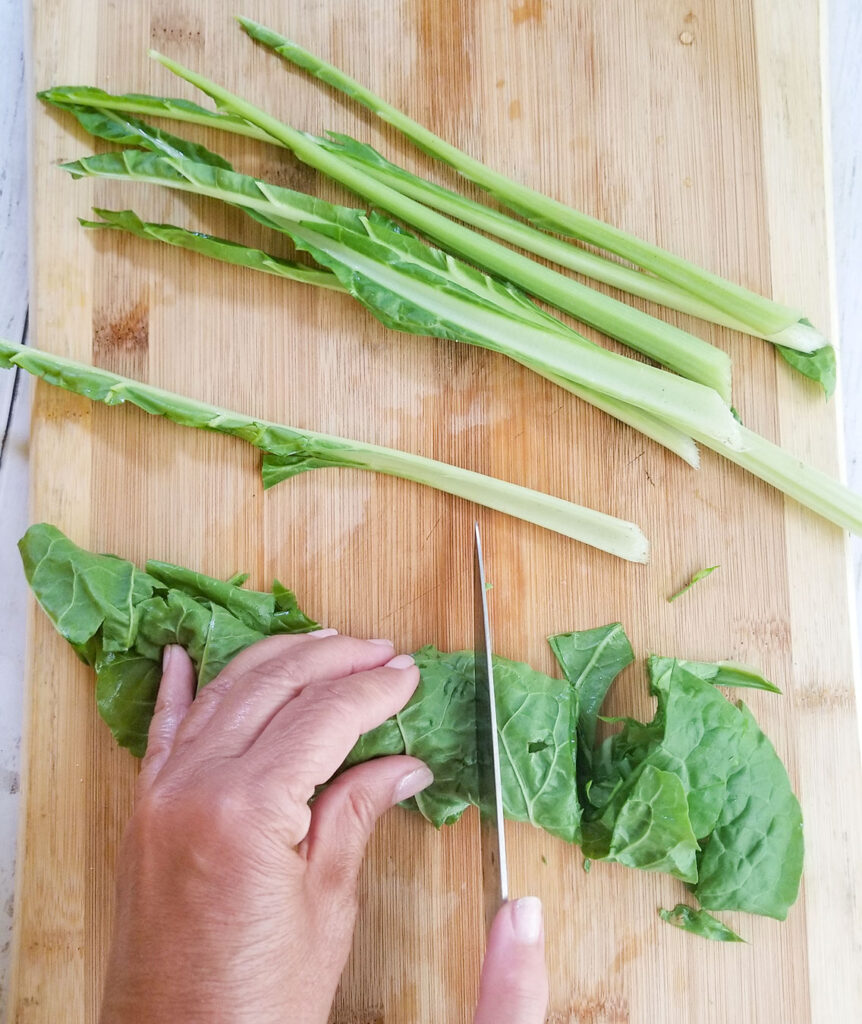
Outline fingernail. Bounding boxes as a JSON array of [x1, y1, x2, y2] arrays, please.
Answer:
[[368, 637, 394, 646], [385, 653, 415, 670], [309, 628, 338, 637], [162, 645, 174, 671], [511, 897, 543, 944], [393, 765, 434, 802]]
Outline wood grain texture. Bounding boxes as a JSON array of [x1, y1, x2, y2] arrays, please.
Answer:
[[8, 1, 862, 1021]]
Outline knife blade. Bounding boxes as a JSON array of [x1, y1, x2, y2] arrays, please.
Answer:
[[473, 521, 509, 934]]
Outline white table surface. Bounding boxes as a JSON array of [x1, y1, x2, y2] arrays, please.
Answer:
[[0, 1, 860, 1015]]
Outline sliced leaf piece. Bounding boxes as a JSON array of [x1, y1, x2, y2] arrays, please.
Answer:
[[667, 565, 719, 602], [607, 765, 699, 882], [694, 703, 803, 919], [647, 655, 781, 695], [777, 342, 837, 398], [355, 647, 582, 842], [659, 904, 745, 942]]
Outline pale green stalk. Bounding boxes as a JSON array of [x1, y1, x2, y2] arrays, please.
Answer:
[[146, 50, 733, 400], [85, 207, 701, 468], [0, 338, 650, 561], [238, 17, 823, 348], [63, 149, 741, 448]]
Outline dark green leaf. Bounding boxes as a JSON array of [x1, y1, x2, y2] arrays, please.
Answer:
[[18, 524, 318, 753], [695, 703, 803, 919]]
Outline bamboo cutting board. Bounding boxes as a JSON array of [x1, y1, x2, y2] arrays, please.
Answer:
[[10, 0, 862, 1021]]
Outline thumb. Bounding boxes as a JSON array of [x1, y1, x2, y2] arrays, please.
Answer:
[[475, 898, 549, 1024], [302, 756, 433, 889]]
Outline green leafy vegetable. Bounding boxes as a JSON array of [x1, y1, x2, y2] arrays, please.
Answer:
[[351, 647, 582, 842], [21, 525, 803, 926], [237, 18, 829, 358], [777, 340, 837, 397], [647, 656, 782, 694], [46, 70, 862, 531], [19, 524, 318, 754], [61, 148, 740, 449], [44, 85, 734, 398], [659, 905, 745, 942], [667, 565, 719, 602], [694, 703, 803, 918], [550, 644, 802, 919], [0, 340, 649, 560], [82, 208, 346, 292], [81, 207, 701, 468]]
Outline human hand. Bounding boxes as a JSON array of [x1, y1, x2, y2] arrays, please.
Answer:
[[475, 898, 550, 1024], [100, 631, 431, 1024]]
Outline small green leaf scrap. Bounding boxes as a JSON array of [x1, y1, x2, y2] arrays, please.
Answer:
[[659, 904, 745, 943], [667, 565, 719, 603]]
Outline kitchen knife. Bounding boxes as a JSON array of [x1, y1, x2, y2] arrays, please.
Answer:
[[473, 521, 509, 934]]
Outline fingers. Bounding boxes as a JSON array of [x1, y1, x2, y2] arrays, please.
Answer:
[[175, 632, 397, 755], [138, 645, 196, 790], [302, 755, 433, 888], [474, 899, 549, 1024], [248, 656, 420, 801]]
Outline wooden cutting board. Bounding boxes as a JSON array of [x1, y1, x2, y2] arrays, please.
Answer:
[[10, 0, 862, 1020]]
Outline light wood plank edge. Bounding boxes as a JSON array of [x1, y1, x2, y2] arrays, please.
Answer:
[[6, 0, 97, 1016], [753, 0, 862, 1020]]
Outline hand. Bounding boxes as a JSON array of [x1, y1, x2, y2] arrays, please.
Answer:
[[100, 631, 431, 1024], [475, 898, 550, 1024]]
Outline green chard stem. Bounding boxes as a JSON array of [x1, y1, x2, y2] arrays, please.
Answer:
[[36, 88, 783, 343], [40, 84, 836, 392], [62, 148, 741, 449], [0, 338, 650, 561], [236, 17, 820, 344], [145, 50, 733, 400], [84, 208, 702, 467]]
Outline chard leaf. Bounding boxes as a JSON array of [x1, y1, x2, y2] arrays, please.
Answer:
[[81, 209, 701, 467], [360, 647, 582, 842], [82, 208, 345, 292], [18, 522, 156, 652], [606, 765, 699, 882], [647, 655, 781, 694], [777, 342, 837, 397], [64, 146, 738, 448], [18, 524, 316, 756], [144, 559, 317, 634], [694, 703, 803, 919], [0, 339, 647, 559], [56, 102, 233, 168], [42, 81, 830, 391], [38, 85, 270, 141], [659, 904, 745, 942], [20, 529, 803, 925], [548, 624, 633, 752], [94, 650, 162, 755]]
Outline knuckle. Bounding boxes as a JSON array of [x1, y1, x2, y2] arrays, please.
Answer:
[[345, 784, 381, 836]]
